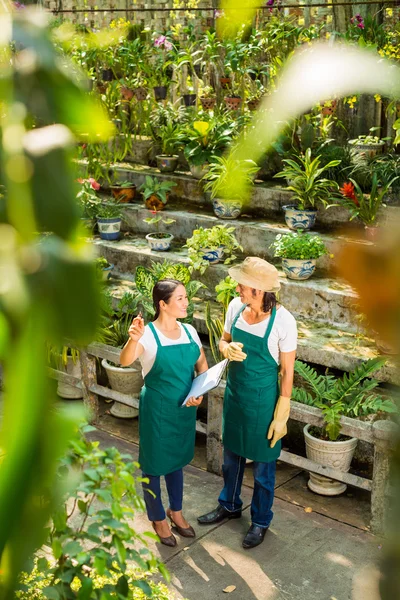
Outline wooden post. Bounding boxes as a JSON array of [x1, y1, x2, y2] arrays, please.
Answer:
[[79, 350, 99, 424], [371, 420, 396, 535], [206, 386, 224, 475]]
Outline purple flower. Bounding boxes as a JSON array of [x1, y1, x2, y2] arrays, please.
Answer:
[[164, 39, 173, 51], [13, 1, 25, 8], [350, 13, 364, 28], [357, 22, 365, 29], [154, 35, 166, 48], [266, 0, 274, 5], [214, 9, 224, 18]]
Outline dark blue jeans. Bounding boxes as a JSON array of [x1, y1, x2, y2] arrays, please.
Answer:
[[142, 469, 183, 521], [218, 447, 277, 528]]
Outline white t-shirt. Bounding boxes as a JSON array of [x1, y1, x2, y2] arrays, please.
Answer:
[[138, 322, 202, 377], [224, 297, 297, 364]]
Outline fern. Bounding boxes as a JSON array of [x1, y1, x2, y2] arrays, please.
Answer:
[[331, 358, 386, 404], [292, 387, 314, 406], [294, 360, 327, 399]]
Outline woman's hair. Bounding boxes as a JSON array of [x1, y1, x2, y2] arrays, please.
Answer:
[[251, 289, 277, 313], [152, 279, 184, 320]]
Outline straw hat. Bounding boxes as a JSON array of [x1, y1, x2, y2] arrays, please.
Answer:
[[228, 257, 280, 293]]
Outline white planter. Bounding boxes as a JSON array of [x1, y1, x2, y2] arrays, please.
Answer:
[[102, 359, 142, 419], [282, 258, 316, 280], [146, 233, 174, 251], [201, 246, 225, 264], [212, 198, 242, 220], [190, 163, 209, 179], [282, 205, 317, 231], [57, 356, 83, 400], [304, 424, 358, 496], [97, 218, 121, 241], [348, 139, 384, 160]]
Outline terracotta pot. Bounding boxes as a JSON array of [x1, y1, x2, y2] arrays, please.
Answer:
[[321, 100, 337, 116], [183, 93, 197, 107], [200, 96, 217, 110], [247, 98, 260, 111], [111, 185, 136, 203], [134, 86, 147, 101], [220, 76, 231, 89], [145, 194, 168, 211], [364, 225, 380, 242], [224, 96, 242, 110], [97, 82, 107, 94], [120, 86, 134, 101]]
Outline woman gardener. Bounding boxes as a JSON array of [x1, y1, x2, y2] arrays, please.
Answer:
[[198, 257, 297, 549], [120, 279, 208, 547]]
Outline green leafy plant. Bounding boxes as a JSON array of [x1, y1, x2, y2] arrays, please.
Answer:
[[349, 127, 384, 146], [76, 178, 102, 219], [143, 212, 176, 238], [19, 430, 169, 599], [139, 176, 177, 206], [185, 225, 243, 274], [205, 277, 239, 365], [339, 174, 399, 226], [202, 155, 258, 201], [292, 358, 397, 441], [274, 148, 340, 210], [183, 120, 234, 167], [99, 291, 141, 349], [134, 261, 205, 322], [271, 232, 328, 260], [96, 200, 124, 220], [154, 121, 184, 157]]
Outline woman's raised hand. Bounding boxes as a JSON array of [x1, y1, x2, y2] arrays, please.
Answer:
[[128, 315, 145, 342]]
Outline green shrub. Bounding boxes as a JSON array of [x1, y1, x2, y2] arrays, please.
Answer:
[[271, 232, 327, 260]]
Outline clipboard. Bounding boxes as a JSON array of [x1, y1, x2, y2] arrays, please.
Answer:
[[181, 359, 229, 406]]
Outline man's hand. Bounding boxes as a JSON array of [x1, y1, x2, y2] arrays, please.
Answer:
[[186, 395, 203, 407], [222, 342, 247, 362]]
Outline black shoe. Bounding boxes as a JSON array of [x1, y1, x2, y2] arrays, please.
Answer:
[[197, 505, 242, 525], [242, 524, 268, 549]]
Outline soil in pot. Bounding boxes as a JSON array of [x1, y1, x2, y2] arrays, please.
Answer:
[[111, 185, 136, 203]]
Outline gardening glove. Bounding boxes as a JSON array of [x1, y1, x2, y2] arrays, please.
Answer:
[[222, 342, 247, 362], [267, 395, 291, 449]]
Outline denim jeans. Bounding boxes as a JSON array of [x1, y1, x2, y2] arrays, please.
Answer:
[[218, 447, 277, 528], [142, 469, 183, 521]]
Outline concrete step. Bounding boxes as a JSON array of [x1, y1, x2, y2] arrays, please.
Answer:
[[119, 202, 376, 275], [107, 278, 398, 386], [94, 236, 358, 327], [107, 162, 400, 230]]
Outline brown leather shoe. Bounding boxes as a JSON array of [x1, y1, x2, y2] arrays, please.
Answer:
[[167, 509, 196, 538], [152, 521, 177, 547]]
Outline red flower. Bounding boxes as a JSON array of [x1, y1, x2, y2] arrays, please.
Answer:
[[150, 210, 158, 215], [88, 178, 100, 191], [340, 182, 359, 206]]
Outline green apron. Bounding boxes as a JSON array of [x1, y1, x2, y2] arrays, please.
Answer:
[[223, 305, 280, 463], [139, 322, 200, 476]]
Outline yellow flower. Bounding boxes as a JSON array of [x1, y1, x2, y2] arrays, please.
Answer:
[[374, 94, 381, 103]]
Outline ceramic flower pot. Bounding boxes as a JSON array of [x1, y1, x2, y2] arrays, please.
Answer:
[[364, 225, 380, 242], [102, 359, 142, 419], [190, 163, 209, 179], [156, 155, 179, 173], [134, 86, 147, 101], [224, 96, 242, 111], [212, 198, 242, 219], [201, 246, 225, 264], [57, 356, 83, 400], [200, 96, 217, 110], [153, 85, 167, 101], [111, 184, 136, 203], [281, 258, 317, 280], [101, 263, 114, 281], [348, 139, 385, 160], [304, 424, 358, 496], [120, 85, 134, 100], [183, 93, 197, 107], [146, 233, 174, 251], [282, 205, 317, 231], [97, 217, 121, 240], [145, 194, 168, 211]]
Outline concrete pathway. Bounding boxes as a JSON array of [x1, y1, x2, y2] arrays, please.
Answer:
[[90, 428, 381, 600]]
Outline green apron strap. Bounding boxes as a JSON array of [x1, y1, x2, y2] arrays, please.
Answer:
[[148, 322, 162, 348], [263, 306, 277, 340], [232, 305, 246, 330], [181, 323, 195, 344]]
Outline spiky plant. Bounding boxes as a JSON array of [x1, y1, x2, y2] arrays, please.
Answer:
[[293, 357, 397, 441]]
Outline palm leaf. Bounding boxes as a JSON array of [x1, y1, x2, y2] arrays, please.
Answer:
[[332, 357, 386, 403]]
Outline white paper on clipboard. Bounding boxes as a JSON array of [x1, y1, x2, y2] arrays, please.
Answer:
[[181, 359, 229, 406]]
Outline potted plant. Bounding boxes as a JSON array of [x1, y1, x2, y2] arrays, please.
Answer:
[[224, 84, 243, 111], [48, 345, 82, 400], [202, 155, 258, 219], [200, 85, 217, 110], [185, 224, 243, 274], [348, 128, 385, 160], [110, 180, 136, 203], [154, 121, 184, 173], [270, 232, 328, 281], [143, 211, 176, 251], [275, 148, 340, 230], [76, 177, 102, 230], [96, 200, 123, 241], [139, 176, 177, 211], [134, 261, 205, 322], [338, 175, 399, 241], [95, 256, 114, 282], [183, 120, 234, 179], [99, 291, 143, 418], [292, 357, 396, 495], [151, 35, 175, 101], [182, 76, 197, 107]]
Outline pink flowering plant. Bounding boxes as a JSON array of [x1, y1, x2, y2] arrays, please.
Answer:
[[151, 34, 176, 86], [76, 178, 102, 219]]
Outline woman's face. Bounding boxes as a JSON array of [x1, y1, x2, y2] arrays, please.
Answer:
[[163, 284, 189, 318]]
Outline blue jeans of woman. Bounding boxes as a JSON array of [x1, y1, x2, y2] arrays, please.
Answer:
[[142, 468, 183, 521], [218, 447, 277, 528]]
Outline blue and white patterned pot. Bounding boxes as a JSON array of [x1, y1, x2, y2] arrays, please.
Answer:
[[101, 264, 114, 281], [97, 218, 121, 240], [156, 155, 179, 173], [282, 258, 316, 280], [212, 199, 242, 220], [146, 233, 174, 251], [201, 246, 225, 264], [282, 205, 317, 231]]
